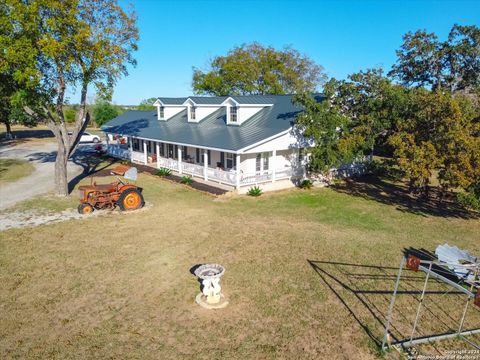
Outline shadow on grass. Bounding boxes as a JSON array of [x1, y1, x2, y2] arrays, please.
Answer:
[[307, 259, 475, 351], [333, 176, 477, 219], [68, 152, 117, 193]]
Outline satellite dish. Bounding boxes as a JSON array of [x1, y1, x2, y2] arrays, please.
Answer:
[[124, 167, 138, 181]]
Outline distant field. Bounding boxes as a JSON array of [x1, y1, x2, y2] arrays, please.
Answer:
[[0, 158, 35, 185], [1, 169, 479, 359]]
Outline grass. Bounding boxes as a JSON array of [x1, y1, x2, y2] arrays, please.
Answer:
[[0, 173, 479, 359], [1, 193, 78, 214], [0, 158, 35, 185]]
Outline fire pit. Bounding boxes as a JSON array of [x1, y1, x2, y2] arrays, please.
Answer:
[[194, 264, 228, 309]]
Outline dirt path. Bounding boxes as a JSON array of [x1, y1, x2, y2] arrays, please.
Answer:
[[0, 142, 88, 209]]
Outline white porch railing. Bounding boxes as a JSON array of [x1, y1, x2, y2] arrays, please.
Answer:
[[207, 167, 237, 186], [107, 144, 130, 160], [157, 156, 179, 170], [181, 161, 204, 178], [131, 150, 145, 163]]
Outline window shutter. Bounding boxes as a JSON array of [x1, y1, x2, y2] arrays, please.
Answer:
[[183, 146, 187, 160], [208, 150, 211, 165], [220, 152, 225, 167], [196, 148, 200, 163]]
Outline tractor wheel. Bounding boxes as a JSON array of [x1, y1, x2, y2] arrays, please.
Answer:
[[118, 188, 144, 211], [78, 203, 94, 215]]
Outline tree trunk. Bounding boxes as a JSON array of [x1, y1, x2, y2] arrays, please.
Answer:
[[3, 120, 12, 139], [55, 138, 69, 196]]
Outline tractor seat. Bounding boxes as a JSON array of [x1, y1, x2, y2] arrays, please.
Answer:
[[92, 183, 118, 192]]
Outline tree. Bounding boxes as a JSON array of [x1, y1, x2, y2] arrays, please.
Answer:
[[0, 73, 37, 137], [137, 98, 157, 110], [1, 0, 138, 195], [388, 89, 480, 198], [93, 100, 120, 127], [192, 43, 325, 96], [293, 81, 363, 173], [326, 69, 408, 155], [390, 24, 480, 93]]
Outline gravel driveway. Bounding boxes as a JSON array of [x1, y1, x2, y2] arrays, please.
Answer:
[[0, 141, 95, 209]]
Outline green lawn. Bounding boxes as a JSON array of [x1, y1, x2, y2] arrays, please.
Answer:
[[0, 158, 35, 185], [0, 173, 479, 359]]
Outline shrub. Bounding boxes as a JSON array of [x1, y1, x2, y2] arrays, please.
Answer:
[[299, 179, 313, 189], [180, 175, 193, 185], [155, 168, 171, 177], [247, 186, 262, 197], [457, 191, 480, 211]]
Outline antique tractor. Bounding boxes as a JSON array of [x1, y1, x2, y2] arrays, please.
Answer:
[[77, 165, 144, 214]]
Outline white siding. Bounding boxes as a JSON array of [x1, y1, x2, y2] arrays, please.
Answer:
[[238, 106, 265, 123], [188, 106, 220, 123]]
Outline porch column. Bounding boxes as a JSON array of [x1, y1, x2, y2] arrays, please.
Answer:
[[236, 154, 241, 190], [272, 150, 277, 183], [178, 146, 182, 174], [156, 142, 160, 168], [203, 150, 208, 181], [129, 137, 133, 162], [143, 140, 147, 165]]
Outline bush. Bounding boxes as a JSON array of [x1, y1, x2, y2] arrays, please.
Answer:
[[180, 175, 193, 185], [247, 186, 262, 197], [457, 191, 480, 211], [299, 179, 313, 189], [155, 168, 171, 177]]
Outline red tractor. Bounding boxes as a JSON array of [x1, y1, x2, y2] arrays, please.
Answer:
[[77, 165, 144, 214]]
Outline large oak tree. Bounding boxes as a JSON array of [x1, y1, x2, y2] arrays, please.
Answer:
[[1, 0, 138, 195], [192, 43, 325, 96]]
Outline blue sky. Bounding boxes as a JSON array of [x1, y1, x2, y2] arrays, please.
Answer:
[[109, 0, 479, 105]]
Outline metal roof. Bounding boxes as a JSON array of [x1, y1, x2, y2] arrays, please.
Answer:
[[102, 94, 310, 152]]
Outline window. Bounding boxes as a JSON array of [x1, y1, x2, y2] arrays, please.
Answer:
[[159, 106, 165, 119], [168, 144, 174, 158], [226, 153, 234, 169], [196, 148, 200, 163], [263, 152, 270, 171], [133, 138, 140, 151], [183, 146, 188, 160], [175, 145, 179, 159], [208, 150, 211, 165], [147, 141, 152, 153], [256, 152, 270, 173], [159, 143, 165, 157], [190, 106, 196, 120], [230, 106, 238, 122]]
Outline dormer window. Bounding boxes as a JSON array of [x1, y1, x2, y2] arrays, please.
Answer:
[[159, 106, 165, 119], [191, 106, 196, 120], [230, 106, 238, 122]]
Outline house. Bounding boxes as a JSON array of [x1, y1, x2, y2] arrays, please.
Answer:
[[102, 94, 314, 192]]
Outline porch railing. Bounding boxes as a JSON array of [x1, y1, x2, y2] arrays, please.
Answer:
[[108, 147, 300, 187], [181, 161, 204, 178], [131, 150, 145, 163], [107, 144, 130, 160]]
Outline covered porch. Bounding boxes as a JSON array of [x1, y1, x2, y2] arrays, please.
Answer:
[[106, 136, 301, 190]]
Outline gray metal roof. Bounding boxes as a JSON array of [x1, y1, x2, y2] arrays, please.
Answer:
[[103, 94, 309, 152], [156, 97, 187, 105]]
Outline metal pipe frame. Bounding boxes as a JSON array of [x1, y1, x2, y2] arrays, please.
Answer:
[[382, 256, 406, 350], [383, 256, 480, 351], [393, 328, 480, 348]]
